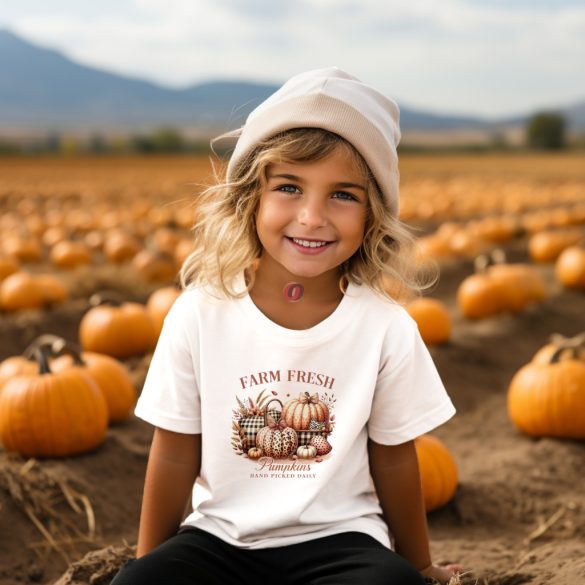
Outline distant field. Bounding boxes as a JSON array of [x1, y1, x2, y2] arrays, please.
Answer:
[[1, 151, 584, 208], [0, 155, 214, 203]]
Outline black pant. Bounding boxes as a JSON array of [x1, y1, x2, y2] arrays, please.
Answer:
[[111, 528, 425, 585]]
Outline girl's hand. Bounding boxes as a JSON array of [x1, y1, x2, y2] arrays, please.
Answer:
[[420, 562, 464, 584]]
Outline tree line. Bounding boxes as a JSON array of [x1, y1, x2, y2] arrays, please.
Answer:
[[0, 113, 578, 155]]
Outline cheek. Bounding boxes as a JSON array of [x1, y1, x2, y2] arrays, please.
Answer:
[[256, 199, 289, 232], [341, 211, 367, 240]]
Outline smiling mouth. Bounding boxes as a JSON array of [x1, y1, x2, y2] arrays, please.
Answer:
[[287, 237, 333, 249]]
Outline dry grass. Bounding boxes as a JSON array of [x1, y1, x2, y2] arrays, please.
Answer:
[[0, 454, 97, 563], [52, 543, 135, 585]]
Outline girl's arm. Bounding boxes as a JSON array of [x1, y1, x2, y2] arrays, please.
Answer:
[[368, 439, 431, 569], [368, 439, 461, 583], [136, 427, 201, 557]]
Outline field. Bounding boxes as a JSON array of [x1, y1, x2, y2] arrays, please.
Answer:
[[1, 153, 585, 585]]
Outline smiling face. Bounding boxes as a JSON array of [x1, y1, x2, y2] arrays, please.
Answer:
[[254, 145, 369, 286]]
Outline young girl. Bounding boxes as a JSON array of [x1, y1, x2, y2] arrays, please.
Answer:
[[112, 67, 461, 585]]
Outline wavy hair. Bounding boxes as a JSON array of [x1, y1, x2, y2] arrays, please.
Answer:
[[179, 128, 436, 301]]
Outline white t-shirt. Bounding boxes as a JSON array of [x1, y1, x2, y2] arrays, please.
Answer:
[[135, 277, 455, 550]]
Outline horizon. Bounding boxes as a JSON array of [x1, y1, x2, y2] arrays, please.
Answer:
[[1, 1, 584, 120]]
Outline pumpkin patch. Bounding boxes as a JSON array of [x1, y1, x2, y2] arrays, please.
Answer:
[[1, 153, 585, 584]]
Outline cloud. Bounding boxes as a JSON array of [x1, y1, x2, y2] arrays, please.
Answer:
[[2, 0, 584, 117]]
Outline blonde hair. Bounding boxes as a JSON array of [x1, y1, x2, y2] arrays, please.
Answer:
[[180, 128, 435, 301]]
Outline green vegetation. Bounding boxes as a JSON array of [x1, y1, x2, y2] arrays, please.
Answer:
[[526, 112, 567, 150], [0, 118, 582, 155], [0, 128, 213, 156]]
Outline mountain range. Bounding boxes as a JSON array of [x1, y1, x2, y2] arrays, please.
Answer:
[[1, 29, 584, 135]]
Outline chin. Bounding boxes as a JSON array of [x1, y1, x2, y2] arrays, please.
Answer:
[[283, 266, 334, 281]]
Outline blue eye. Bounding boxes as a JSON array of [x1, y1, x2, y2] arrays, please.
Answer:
[[276, 184, 299, 193], [332, 191, 358, 201]]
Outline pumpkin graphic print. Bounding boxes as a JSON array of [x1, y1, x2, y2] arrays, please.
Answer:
[[282, 392, 329, 430], [231, 389, 335, 461], [256, 417, 298, 458]]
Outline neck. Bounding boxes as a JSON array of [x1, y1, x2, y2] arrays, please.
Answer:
[[249, 258, 344, 305]]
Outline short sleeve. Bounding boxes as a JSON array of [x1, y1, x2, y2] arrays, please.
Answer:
[[367, 315, 455, 444], [134, 293, 201, 434]]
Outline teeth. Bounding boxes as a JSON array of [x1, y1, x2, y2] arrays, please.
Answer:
[[292, 238, 329, 248]]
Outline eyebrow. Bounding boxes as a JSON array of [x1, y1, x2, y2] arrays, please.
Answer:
[[267, 173, 366, 192]]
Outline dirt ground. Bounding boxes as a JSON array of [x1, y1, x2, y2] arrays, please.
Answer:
[[1, 243, 584, 585], [1, 154, 584, 585]]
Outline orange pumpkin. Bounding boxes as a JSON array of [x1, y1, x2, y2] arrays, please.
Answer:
[[469, 216, 518, 244], [447, 229, 486, 259], [103, 231, 141, 263], [382, 276, 414, 305], [65, 209, 96, 233], [415, 234, 453, 261], [487, 263, 546, 312], [0, 272, 68, 311], [42, 226, 69, 248], [247, 447, 263, 459], [0, 346, 108, 457], [555, 246, 585, 290], [407, 298, 451, 345], [84, 230, 105, 252], [132, 249, 178, 283], [456, 273, 508, 319], [152, 228, 181, 255], [0, 272, 45, 311], [528, 229, 584, 263], [146, 286, 181, 336], [0, 256, 19, 281], [415, 434, 458, 512], [52, 346, 136, 424], [508, 347, 585, 438], [0, 356, 37, 391], [79, 296, 157, 358], [35, 274, 69, 305], [458, 251, 546, 318], [3, 236, 43, 263], [174, 238, 193, 266], [50, 240, 93, 269]]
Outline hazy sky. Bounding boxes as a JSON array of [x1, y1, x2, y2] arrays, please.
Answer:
[[2, 0, 584, 119]]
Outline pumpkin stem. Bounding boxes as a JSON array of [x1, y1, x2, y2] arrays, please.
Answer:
[[55, 340, 87, 366], [567, 332, 585, 348], [548, 332, 585, 351], [24, 335, 87, 367], [474, 249, 506, 273], [23, 334, 67, 360], [33, 344, 53, 375], [89, 291, 124, 307], [550, 345, 580, 364]]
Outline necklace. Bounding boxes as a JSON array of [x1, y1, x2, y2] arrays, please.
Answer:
[[282, 282, 304, 302]]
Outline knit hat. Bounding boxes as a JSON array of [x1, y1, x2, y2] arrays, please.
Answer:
[[226, 67, 401, 217]]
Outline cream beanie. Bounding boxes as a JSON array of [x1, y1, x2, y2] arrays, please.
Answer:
[[226, 67, 401, 217]]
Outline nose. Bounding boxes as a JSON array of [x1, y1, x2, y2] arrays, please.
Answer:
[[298, 196, 328, 228]]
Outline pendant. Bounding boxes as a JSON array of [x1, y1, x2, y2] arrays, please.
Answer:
[[283, 282, 304, 302]]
